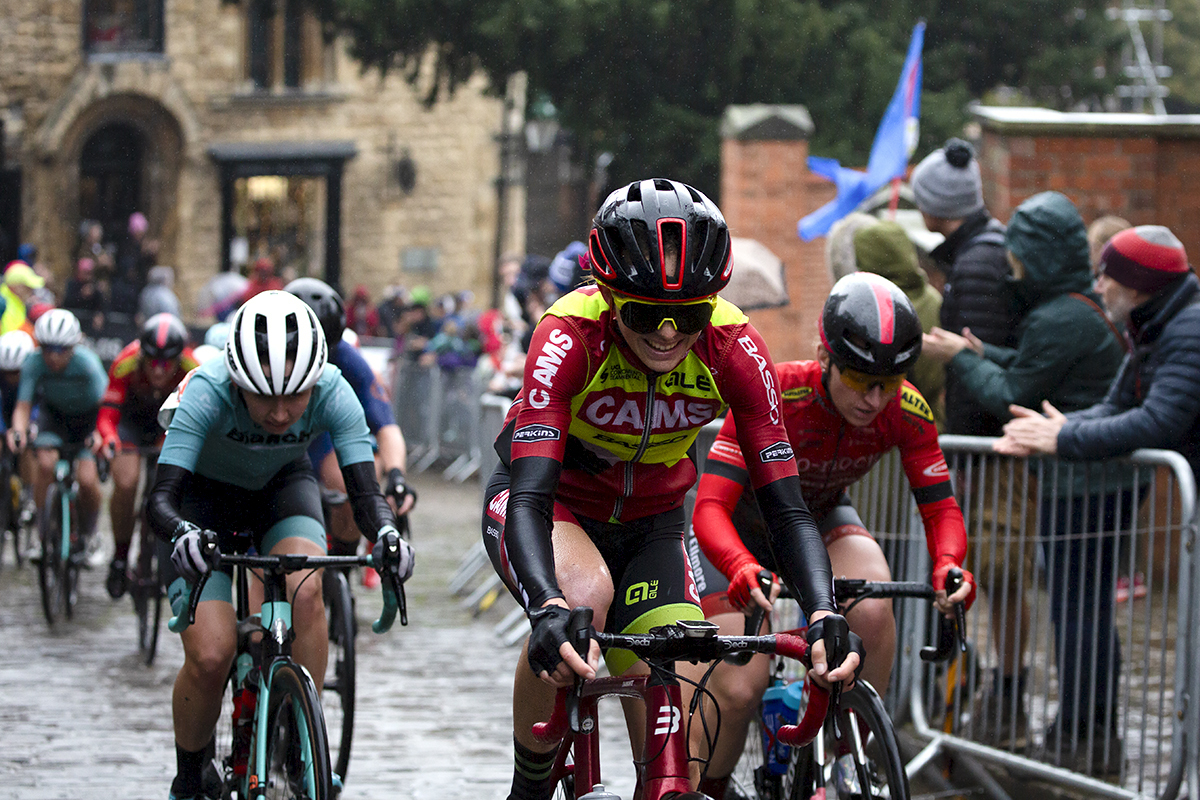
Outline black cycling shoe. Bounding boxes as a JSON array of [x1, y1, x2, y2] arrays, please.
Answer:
[[106, 559, 128, 599]]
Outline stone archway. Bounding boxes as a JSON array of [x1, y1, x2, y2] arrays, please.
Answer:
[[36, 93, 183, 287]]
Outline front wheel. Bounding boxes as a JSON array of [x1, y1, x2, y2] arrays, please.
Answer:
[[790, 682, 909, 800], [323, 568, 357, 783], [254, 661, 334, 800], [131, 529, 164, 665], [37, 484, 71, 625]]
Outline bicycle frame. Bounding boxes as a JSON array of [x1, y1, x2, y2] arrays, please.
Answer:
[[533, 612, 830, 800]]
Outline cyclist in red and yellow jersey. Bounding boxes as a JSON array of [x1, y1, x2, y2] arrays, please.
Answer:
[[96, 313, 199, 599], [683, 273, 976, 797], [482, 179, 863, 800]]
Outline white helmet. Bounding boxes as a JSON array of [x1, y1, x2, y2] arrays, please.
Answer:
[[0, 330, 35, 371], [226, 290, 327, 395], [191, 343, 221, 364], [34, 308, 83, 348]]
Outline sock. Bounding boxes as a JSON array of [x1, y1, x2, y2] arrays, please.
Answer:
[[172, 741, 208, 796], [508, 736, 559, 800], [698, 775, 730, 798], [113, 541, 130, 562]]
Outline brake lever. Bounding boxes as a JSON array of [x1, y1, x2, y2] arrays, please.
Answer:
[[726, 570, 774, 666], [566, 607, 594, 735]]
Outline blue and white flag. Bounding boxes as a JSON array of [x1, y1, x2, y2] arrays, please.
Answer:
[[798, 21, 925, 241]]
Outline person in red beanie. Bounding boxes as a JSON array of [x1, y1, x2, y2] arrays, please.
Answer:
[[998, 224, 1199, 474]]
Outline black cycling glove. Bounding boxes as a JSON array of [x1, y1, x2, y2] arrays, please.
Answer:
[[805, 614, 865, 680], [385, 468, 417, 511], [527, 605, 572, 676]]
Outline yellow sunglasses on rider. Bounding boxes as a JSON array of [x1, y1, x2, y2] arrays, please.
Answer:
[[610, 294, 717, 336], [836, 366, 906, 396]]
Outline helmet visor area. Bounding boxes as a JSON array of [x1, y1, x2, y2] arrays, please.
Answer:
[[836, 366, 905, 396], [612, 295, 716, 336]]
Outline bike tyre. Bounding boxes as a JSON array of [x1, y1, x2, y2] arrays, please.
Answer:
[[322, 568, 356, 783], [37, 484, 67, 625], [0, 458, 12, 572], [254, 661, 333, 800], [133, 532, 164, 665], [797, 682, 909, 800], [730, 714, 786, 800]]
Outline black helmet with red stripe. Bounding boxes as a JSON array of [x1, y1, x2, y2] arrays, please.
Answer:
[[140, 312, 188, 360], [588, 178, 733, 301], [819, 273, 922, 376]]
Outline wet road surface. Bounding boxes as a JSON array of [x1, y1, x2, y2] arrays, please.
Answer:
[[0, 473, 636, 800]]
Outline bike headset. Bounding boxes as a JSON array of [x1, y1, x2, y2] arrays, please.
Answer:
[[284, 277, 346, 350], [225, 290, 328, 396], [588, 178, 733, 335], [139, 312, 188, 361], [34, 308, 83, 349], [0, 329, 35, 371], [818, 272, 922, 393]]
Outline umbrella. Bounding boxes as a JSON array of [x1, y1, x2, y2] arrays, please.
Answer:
[[725, 237, 789, 310], [195, 271, 249, 320]]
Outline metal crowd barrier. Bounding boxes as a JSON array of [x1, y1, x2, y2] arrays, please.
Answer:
[[392, 361, 487, 481], [863, 437, 1196, 800]]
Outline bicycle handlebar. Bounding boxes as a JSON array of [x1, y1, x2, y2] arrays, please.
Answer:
[[531, 608, 830, 749], [167, 534, 407, 634]]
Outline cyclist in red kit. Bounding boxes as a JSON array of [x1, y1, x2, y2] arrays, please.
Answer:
[[683, 273, 976, 797], [482, 179, 863, 800]]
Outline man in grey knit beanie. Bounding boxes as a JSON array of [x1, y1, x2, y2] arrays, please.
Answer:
[[911, 138, 985, 219]]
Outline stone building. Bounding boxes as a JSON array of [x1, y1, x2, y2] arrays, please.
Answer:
[[0, 0, 524, 321]]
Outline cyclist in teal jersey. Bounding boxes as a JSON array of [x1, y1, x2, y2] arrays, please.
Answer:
[[146, 291, 415, 800], [6, 309, 107, 542]]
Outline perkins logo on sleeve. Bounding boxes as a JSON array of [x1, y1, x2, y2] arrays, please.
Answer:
[[758, 441, 795, 463], [513, 424, 561, 443]]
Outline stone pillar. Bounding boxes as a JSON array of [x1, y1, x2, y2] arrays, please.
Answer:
[[720, 104, 836, 363], [975, 106, 1200, 261]]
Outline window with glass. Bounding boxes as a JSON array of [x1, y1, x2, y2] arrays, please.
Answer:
[[84, 0, 164, 54], [245, 0, 322, 91]]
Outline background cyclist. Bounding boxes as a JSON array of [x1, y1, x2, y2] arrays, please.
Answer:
[[0, 329, 36, 533], [286, 278, 416, 581], [6, 308, 108, 550], [95, 312, 199, 599], [146, 291, 415, 800], [683, 273, 975, 797], [482, 178, 862, 800]]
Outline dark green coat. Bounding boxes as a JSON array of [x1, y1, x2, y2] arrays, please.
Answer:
[[949, 191, 1124, 422]]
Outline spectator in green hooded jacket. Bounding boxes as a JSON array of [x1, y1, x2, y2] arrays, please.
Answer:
[[923, 191, 1132, 775], [853, 220, 945, 428]]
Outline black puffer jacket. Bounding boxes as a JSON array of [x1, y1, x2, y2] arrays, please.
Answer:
[[931, 211, 1024, 435], [1059, 273, 1200, 479]]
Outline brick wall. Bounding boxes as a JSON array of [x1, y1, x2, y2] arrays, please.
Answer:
[[976, 107, 1200, 263], [719, 106, 835, 364]]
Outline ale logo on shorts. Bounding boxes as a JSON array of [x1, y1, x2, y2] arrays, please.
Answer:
[[758, 441, 795, 463], [513, 424, 561, 443], [626, 580, 659, 605]]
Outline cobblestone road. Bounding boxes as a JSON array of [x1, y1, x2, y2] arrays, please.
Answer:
[[0, 473, 635, 800]]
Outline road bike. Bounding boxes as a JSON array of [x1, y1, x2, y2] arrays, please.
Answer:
[[170, 531, 408, 800], [533, 608, 836, 800], [35, 441, 105, 625], [120, 447, 166, 664], [729, 572, 965, 800], [317, 485, 411, 786]]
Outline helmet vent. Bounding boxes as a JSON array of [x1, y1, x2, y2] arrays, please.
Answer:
[[658, 219, 684, 289]]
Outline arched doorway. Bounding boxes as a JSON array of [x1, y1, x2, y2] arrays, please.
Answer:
[[78, 122, 145, 247]]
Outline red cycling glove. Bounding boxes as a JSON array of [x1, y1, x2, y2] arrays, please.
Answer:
[[728, 561, 776, 613], [932, 556, 976, 611]]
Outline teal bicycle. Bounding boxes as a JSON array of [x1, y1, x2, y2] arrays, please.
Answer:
[[36, 440, 105, 626], [170, 531, 407, 799]]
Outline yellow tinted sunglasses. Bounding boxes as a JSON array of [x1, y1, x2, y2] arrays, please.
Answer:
[[611, 294, 717, 335], [836, 367, 905, 396]]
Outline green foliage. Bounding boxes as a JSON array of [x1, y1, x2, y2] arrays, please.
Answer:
[[314, 0, 1120, 198]]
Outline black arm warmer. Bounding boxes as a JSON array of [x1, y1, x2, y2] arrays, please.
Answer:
[[754, 475, 836, 619], [504, 455, 565, 609], [147, 462, 193, 544], [342, 460, 398, 544]]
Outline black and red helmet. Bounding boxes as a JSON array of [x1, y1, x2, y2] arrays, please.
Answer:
[[139, 313, 188, 360], [819, 273, 922, 376], [587, 178, 733, 301]]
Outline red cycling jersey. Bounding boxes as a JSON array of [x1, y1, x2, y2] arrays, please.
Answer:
[[694, 359, 967, 590], [495, 287, 835, 616], [97, 339, 199, 446]]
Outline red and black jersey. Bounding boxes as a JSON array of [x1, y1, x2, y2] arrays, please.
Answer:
[[694, 359, 966, 581], [496, 286, 834, 615], [96, 340, 200, 443]]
